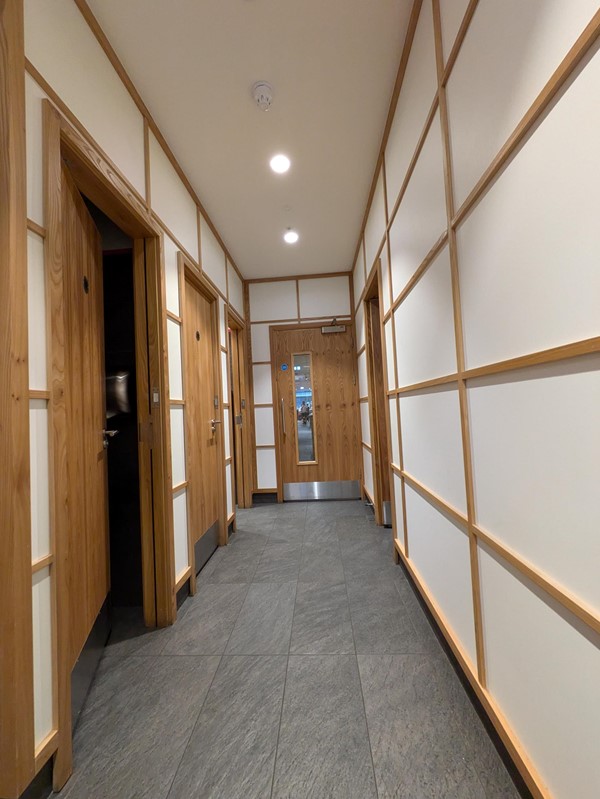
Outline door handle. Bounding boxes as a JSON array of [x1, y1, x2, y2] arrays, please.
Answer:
[[281, 398, 286, 436], [102, 429, 119, 449], [210, 418, 221, 433]]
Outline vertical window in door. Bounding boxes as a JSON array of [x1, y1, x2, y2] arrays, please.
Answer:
[[292, 352, 317, 464]]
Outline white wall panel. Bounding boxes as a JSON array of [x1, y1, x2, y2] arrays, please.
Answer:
[[149, 132, 198, 261], [27, 231, 47, 391], [469, 359, 600, 611], [25, 74, 47, 224], [221, 351, 228, 406], [163, 234, 180, 317], [251, 324, 271, 363], [167, 320, 183, 400], [24, 0, 145, 196], [29, 400, 50, 562], [385, 0, 437, 210], [228, 262, 244, 316], [32, 568, 53, 746], [458, 51, 600, 368], [362, 446, 374, 501], [223, 408, 231, 460], [226, 463, 233, 518], [353, 243, 365, 308], [384, 318, 396, 390], [249, 281, 297, 322], [252, 364, 273, 405], [219, 298, 227, 350], [169, 406, 186, 488], [254, 407, 275, 447], [298, 276, 351, 320], [388, 398, 401, 467], [364, 169, 386, 273], [355, 303, 365, 353], [480, 545, 600, 799], [380, 244, 391, 314], [357, 351, 369, 399], [393, 473, 404, 540], [172, 489, 189, 580], [400, 387, 466, 513], [447, 0, 599, 208], [394, 247, 457, 386], [360, 401, 371, 447], [389, 113, 447, 301], [200, 216, 227, 297], [439, 0, 471, 62], [406, 486, 476, 664], [256, 448, 277, 489]]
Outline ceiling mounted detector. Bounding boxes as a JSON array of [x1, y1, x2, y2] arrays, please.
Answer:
[[252, 81, 273, 111]]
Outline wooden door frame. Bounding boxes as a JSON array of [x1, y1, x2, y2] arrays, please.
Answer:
[[44, 101, 175, 790], [363, 261, 391, 526], [228, 310, 253, 509], [179, 253, 228, 557]]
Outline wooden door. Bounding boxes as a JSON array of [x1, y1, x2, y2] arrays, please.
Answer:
[[272, 325, 360, 491], [366, 297, 391, 524], [62, 164, 109, 665], [229, 325, 250, 508], [184, 277, 221, 546]]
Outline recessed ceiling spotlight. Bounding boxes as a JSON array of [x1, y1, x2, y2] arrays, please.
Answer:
[[270, 154, 291, 174], [284, 228, 299, 244]]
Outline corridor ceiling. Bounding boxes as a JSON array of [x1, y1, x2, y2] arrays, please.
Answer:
[[86, 0, 412, 278]]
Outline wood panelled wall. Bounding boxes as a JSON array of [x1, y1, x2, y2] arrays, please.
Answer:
[[246, 274, 353, 494], [1, 0, 247, 795], [352, 2, 600, 798]]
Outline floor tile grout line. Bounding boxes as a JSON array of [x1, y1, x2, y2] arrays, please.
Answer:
[[341, 521, 381, 799], [268, 501, 306, 799]]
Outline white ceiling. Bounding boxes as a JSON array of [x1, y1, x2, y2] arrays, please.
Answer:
[[87, 0, 411, 279]]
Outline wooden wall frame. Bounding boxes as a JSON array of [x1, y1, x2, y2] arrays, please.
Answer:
[[228, 312, 253, 509], [43, 100, 175, 791]]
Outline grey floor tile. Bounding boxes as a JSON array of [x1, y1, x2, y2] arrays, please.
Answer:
[[103, 607, 173, 659], [272, 655, 377, 799], [167, 655, 287, 799], [305, 500, 368, 519], [200, 545, 261, 583], [225, 582, 297, 654], [228, 530, 271, 552], [341, 536, 400, 582], [347, 578, 431, 654], [60, 655, 220, 799], [160, 582, 249, 655], [302, 517, 339, 543], [290, 582, 354, 654], [253, 541, 302, 582], [298, 541, 345, 584], [394, 577, 445, 657], [358, 654, 512, 798]]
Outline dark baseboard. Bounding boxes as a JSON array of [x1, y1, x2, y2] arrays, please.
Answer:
[[18, 761, 52, 799], [72, 597, 111, 730], [252, 491, 278, 505], [194, 521, 219, 575]]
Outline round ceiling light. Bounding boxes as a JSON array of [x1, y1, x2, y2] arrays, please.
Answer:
[[284, 229, 299, 244], [270, 154, 291, 174]]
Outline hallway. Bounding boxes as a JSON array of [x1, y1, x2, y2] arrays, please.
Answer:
[[58, 502, 522, 799]]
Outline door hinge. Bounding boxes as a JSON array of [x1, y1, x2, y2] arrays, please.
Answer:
[[235, 414, 243, 426]]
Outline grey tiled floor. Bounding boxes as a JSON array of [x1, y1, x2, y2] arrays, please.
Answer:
[[57, 501, 523, 799]]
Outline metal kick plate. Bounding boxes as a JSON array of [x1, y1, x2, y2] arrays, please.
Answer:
[[283, 480, 361, 501]]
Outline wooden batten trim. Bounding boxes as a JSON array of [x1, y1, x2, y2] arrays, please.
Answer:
[[441, 0, 480, 84], [255, 445, 275, 451], [143, 117, 151, 209], [394, 542, 548, 799], [174, 566, 192, 594], [356, 344, 366, 357], [361, 442, 373, 453], [32, 554, 54, 574], [452, 8, 600, 230], [391, 372, 458, 396], [350, 0, 424, 270], [474, 525, 600, 637], [246, 270, 352, 284], [220, 345, 227, 354], [253, 487, 277, 494], [225, 456, 232, 465], [166, 310, 182, 324], [169, 399, 185, 407], [29, 389, 51, 400], [151, 211, 200, 274], [388, 231, 448, 314], [253, 402, 273, 409], [359, 397, 369, 404], [401, 470, 467, 530], [34, 729, 59, 773], [463, 337, 600, 381], [27, 218, 47, 238], [228, 305, 244, 329], [250, 317, 297, 326], [251, 360, 272, 366], [227, 512, 235, 524]]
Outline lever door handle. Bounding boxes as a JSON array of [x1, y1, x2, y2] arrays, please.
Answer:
[[102, 429, 119, 449], [210, 418, 221, 432]]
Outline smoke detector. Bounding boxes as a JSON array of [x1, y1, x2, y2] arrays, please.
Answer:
[[252, 81, 273, 111]]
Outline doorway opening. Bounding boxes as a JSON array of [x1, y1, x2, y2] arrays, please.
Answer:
[[364, 264, 392, 526], [227, 314, 252, 511]]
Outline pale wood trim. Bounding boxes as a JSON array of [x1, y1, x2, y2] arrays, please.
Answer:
[[295, 279, 301, 320], [166, 310, 182, 324], [388, 231, 448, 313], [401, 469, 468, 530], [359, 397, 369, 404], [34, 729, 59, 773], [394, 542, 548, 799], [250, 317, 298, 326], [464, 338, 600, 380], [451, 8, 600, 230], [245, 270, 352, 284], [27, 217, 47, 238], [350, 0, 424, 271], [253, 487, 278, 494], [220, 345, 227, 354], [252, 360, 272, 366], [174, 565, 192, 593], [32, 554, 54, 573], [255, 445, 276, 451], [357, 344, 366, 357], [441, 0, 480, 84], [391, 373, 458, 395], [172, 481, 189, 493], [143, 117, 151, 210], [362, 442, 373, 453], [253, 403, 273, 409], [29, 389, 51, 400], [225, 456, 232, 465], [170, 398, 185, 407]]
